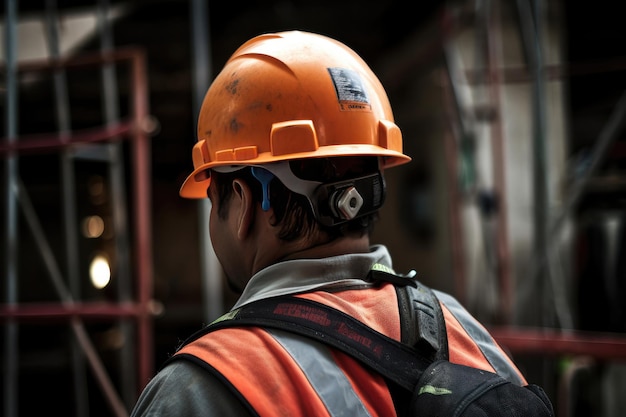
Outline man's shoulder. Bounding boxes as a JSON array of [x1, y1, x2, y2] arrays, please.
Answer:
[[130, 361, 254, 417]]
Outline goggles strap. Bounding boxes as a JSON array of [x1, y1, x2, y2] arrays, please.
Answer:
[[214, 162, 385, 226]]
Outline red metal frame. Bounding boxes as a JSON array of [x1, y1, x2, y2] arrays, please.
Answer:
[[489, 327, 626, 361], [0, 122, 133, 154], [0, 47, 153, 413]]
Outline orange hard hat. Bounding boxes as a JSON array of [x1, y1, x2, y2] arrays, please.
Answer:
[[180, 30, 411, 198]]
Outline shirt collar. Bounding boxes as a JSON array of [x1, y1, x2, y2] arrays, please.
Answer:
[[232, 244, 394, 309]]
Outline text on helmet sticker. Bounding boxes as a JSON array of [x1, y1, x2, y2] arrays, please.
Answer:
[[328, 68, 372, 111]]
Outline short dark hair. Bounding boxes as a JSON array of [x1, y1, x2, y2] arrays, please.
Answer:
[[211, 157, 381, 242]]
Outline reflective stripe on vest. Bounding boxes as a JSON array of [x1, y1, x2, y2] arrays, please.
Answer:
[[269, 329, 372, 417], [434, 290, 527, 384]]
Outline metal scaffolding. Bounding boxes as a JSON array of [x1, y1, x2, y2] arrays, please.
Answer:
[[3, 1, 626, 416], [434, 3, 626, 414], [1, 1, 153, 415], [436, 0, 626, 350]]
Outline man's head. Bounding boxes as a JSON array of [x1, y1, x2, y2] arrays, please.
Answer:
[[180, 30, 411, 287]]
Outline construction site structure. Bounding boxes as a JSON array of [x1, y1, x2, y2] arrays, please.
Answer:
[[2, 1, 626, 416]]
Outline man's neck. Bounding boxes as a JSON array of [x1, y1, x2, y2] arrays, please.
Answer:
[[280, 234, 371, 262]]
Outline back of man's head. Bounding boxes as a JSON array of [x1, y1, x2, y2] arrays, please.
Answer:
[[180, 30, 412, 238]]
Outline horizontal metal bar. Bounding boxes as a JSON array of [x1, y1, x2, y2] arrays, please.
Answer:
[[0, 46, 145, 73], [0, 302, 149, 321], [0, 121, 133, 155], [465, 58, 626, 85], [489, 326, 626, 361]]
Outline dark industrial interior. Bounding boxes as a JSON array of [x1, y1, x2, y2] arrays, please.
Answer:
[[2, 1, 626, 416]]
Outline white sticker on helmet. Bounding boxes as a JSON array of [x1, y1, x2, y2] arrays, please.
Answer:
[[328, 68, 371, 111]]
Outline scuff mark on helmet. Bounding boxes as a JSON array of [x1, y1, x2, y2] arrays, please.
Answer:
[[230, 118, 243, 133], [226, 78, 239, 95], [248, 101, 264, 111]]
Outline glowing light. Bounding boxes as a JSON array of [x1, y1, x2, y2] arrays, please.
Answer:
[[90, 255, 111, 289], [88, 175, 107, 205], [82, 215, 105, 238]]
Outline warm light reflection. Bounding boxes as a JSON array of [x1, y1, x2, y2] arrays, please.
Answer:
[[82, 215, 105, 238], [88, 175, 107, 205], [90, 255, 111, 289]]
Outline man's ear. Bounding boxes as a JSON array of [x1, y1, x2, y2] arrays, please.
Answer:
[[231, 178, 255, 240]]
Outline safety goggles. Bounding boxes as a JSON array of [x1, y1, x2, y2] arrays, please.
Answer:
[[212, 160, 385, 227]]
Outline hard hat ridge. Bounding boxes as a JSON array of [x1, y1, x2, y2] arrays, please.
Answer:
[[180, 30, 411, 199]]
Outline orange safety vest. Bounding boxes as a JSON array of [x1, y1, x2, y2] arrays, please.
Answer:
[[174, 282, 526, 417]]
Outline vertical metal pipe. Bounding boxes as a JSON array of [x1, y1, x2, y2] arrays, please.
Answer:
[[43, 2, 89, 415], [530, 0, 550, 327], [439, 8, 468, 304], [515, 0, 549, 326], [190, 0, 223, 322], [97, 0, 136, 407], [485, 0, 513, 322], [515, 0, 562, 392], [131, 50, 154, 394], [3, 1, 19, 416]]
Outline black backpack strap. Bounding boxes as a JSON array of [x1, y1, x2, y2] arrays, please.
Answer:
[[364, 267, 448, 361], [205, 295, 430, 392], [396, 282, 448, 361], [364, 268, 448, 416]]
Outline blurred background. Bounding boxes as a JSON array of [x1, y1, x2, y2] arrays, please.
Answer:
[[2, 0, 626, 416]]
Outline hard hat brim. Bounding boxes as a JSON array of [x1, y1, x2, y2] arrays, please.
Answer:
[[179, 146, 411, 199]]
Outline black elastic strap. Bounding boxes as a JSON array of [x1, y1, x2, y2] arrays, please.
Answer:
[[365, 268, 447, 361], [207, 296, 432, 392], [396, 284, 449, 361]]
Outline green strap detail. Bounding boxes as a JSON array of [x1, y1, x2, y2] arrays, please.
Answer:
[[371, 263, 395, 274], [210, 309, 240, 325], [418, 385, 452, 396]]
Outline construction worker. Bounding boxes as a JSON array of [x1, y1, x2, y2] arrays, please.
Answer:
[[131, 30, 533, 416]]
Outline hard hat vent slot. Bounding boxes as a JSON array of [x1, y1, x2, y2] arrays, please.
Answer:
[[215, 146, 259, 162], [378, 120, 402, 153], [270, 120, 319, 156]]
